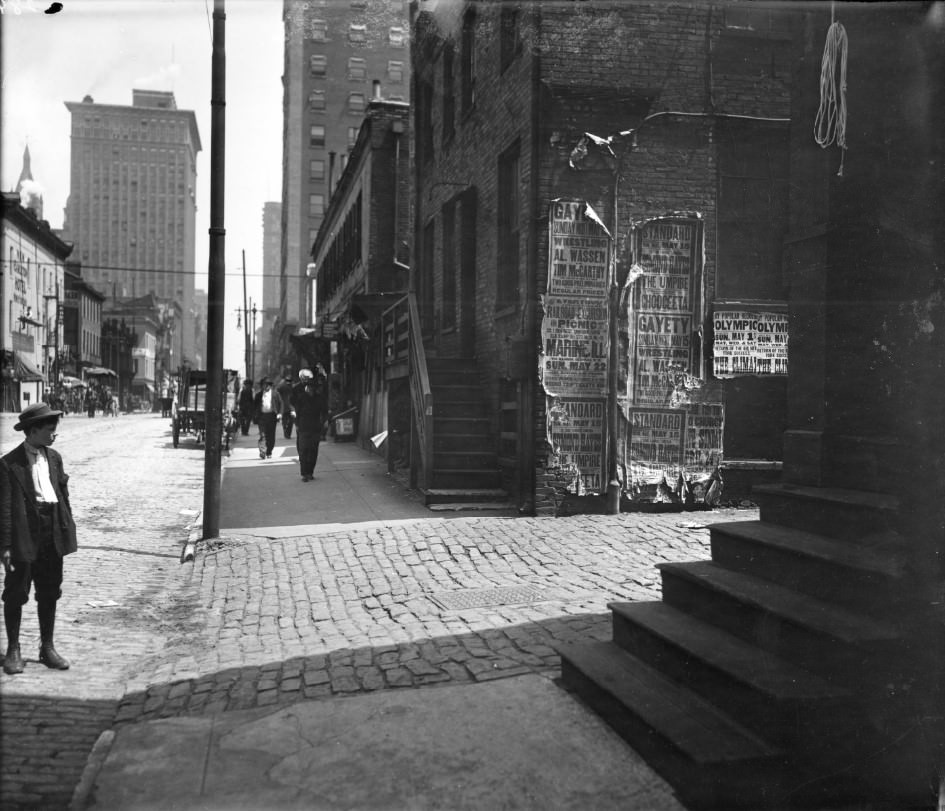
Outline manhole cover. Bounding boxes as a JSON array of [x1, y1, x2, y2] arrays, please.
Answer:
[[430, 585, 549, 611]]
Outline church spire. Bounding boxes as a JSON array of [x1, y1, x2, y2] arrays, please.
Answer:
[[15, 144, 33, 194]]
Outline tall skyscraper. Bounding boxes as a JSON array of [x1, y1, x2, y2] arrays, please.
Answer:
[[258, 201, 282, 376], [63, 89, 201, 363], [282, 0, 410, 329]]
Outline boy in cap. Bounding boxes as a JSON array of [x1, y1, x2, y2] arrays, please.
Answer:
[[1, 403, 77, 675]]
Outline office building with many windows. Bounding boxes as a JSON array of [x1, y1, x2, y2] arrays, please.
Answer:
[[281, 0, 410, 333], [63, 89, 201, 364]]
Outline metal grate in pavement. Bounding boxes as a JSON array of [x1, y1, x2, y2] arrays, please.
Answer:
[[430, 585, 549, 611]]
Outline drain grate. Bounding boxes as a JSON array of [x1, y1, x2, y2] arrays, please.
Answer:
[[430, 585, 549, 611]]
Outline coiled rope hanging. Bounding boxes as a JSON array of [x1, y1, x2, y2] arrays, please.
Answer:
[[813, 12, 848, 176]]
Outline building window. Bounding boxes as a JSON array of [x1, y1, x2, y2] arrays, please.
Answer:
[[347, 57, 366, 81], [310, 194, 325, 216], [388, 60, 404, 83], [347, 127, 359, 148], [308, 89, 326, 110], [461, 9, 477, 115], [348, 92, 366, 113], [310, 54, 327, 76], [442, 41, 455, 143], [496, 141, 521, 306], [417, 78, 434, 165], [310, 158, 325, 179], [500, 5, 521, 71], [441, 201, 457, 329], [389, 26, 405, 48], [311, 19, 327, 41], [348, 24, 367, 45], [310, 124, 325, 147], [350, 0, 366, 8]]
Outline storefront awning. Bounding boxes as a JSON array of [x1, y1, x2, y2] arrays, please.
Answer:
[[14, 353, 44, 382]]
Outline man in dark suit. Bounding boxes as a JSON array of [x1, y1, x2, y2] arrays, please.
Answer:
[[1, 403, 77, 676], [237, 379, 254, 436]]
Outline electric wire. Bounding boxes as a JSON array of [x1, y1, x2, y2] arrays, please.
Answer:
[[813, 18, 848, 176]]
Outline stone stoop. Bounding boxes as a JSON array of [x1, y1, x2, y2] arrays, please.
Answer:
[[559, 459, 936, 808]]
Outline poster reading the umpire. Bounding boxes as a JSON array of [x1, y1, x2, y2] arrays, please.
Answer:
[[629, 216, 703, 406]]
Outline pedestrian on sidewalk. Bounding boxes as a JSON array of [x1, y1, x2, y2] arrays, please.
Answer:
[[238, 379, 254, 436], [291, 368, 329, 482], [1, 403, 77, 676], [253, 377, 283, 459], [277, 374, 294, 439]]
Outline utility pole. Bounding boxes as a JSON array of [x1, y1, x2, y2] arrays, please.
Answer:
[[202, 0, 226, 541], [242, 249, 250, 380]]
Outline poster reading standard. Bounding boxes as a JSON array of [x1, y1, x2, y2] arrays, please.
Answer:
[[542, 200, 611, 491]]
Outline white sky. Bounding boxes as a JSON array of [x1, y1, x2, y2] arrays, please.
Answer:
[[1, 0, 284, 374]]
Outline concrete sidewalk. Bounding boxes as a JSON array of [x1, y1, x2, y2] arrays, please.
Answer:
[[77, 674, 685, 810], [72, 435, 692, 810], [220, 432, 510, 537]]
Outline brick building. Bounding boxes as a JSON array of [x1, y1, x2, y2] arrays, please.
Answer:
[[281, 0, 411, 345], [310, 93, 411, 446], [409, 0, 792, 511]]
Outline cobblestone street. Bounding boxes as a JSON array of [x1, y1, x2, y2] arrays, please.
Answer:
[[0, 413, 758, 809]]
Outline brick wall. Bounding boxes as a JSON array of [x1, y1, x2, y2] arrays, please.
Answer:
[[412, 0, 793, 513]]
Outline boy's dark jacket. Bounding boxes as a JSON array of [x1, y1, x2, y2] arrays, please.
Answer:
[[0, 446, 78, 561]]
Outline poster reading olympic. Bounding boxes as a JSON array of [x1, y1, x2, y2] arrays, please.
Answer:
[[712, 309, 788, 377]]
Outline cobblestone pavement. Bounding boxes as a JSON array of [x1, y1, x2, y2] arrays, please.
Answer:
[[0, 413, 204, 810], [116, 505, 758, 724], [0, 410, 760, 809]]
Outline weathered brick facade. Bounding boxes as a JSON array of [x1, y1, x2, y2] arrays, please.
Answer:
[[411, 0, 793, 513]]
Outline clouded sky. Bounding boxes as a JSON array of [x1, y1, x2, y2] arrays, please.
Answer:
[[2, 0, 284, 372]]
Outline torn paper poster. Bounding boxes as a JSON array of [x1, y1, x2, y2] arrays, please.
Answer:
[[546, 396, 606, 494]]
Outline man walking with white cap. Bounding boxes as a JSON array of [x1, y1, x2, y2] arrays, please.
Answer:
[[291, 368, 329, 482], [1, 403, 77, 676]]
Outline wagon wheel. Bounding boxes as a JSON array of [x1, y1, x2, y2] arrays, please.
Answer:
[[172, 417, 180, 448]]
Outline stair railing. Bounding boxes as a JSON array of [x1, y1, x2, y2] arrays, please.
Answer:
[[383, 293, 434, 489], [407, 293, 434, 490]]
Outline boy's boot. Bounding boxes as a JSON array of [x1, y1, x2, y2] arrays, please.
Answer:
[[3, 602, 24, 675], [38, 601, 69, 670]]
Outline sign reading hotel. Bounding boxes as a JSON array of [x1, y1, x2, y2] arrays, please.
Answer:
[[547, 397, 606, 494], [629, 217, 702, 406], [542, 200, 611, 398], [713, 308, 788, 377]]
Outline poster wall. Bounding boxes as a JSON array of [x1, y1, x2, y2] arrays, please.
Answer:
[[629, 217, 703, 407], [547, 397, 606, 494], [712, 308, 788, 377], [624, 402, 724, 500], [541, 200, 611, 492]]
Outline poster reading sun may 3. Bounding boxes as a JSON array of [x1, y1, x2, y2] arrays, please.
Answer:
[[712, 309, 788, 377]]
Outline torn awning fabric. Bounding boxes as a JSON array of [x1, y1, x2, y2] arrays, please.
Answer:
[[14, 352, 44, 382]]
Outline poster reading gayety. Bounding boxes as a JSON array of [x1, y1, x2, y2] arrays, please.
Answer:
[[541, 200, 611, 398]]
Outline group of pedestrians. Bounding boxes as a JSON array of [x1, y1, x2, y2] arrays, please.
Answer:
[[237, 368, 330, 481]]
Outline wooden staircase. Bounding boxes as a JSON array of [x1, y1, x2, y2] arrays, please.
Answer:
[[559, 436, 939, 808], [422, 358, 512, 511]]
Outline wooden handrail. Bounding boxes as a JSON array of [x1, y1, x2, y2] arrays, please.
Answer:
[[406, 292, 434, 489]]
